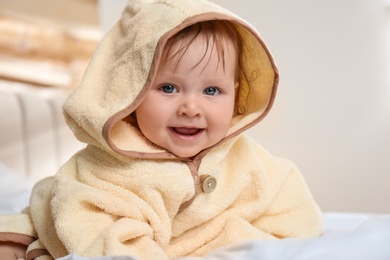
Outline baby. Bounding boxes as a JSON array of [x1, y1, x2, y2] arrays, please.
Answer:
[[0, 0, 322, 259]]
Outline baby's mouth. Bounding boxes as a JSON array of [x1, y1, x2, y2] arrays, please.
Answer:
[[171, 127, 203, 136]]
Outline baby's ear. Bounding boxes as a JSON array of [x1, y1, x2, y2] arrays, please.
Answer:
[[235, 81, 239, 89]]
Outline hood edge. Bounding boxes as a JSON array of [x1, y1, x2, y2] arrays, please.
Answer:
[[102, 12, 279, 161]]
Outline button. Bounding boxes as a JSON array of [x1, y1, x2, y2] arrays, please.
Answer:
[[201, 175, 217, 193]]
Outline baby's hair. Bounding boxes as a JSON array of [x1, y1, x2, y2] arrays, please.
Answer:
[[162, 20, 247, 116]]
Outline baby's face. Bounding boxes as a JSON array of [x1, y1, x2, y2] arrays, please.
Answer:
[[136, 34, 237, 158]]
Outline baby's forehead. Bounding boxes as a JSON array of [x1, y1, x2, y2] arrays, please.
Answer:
[[165, 21, 239, 54], [162, 27, 238, 68], [161, 38, 235, 75]]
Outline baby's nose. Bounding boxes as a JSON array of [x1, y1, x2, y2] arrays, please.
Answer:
[[177, 97, 202, 117]]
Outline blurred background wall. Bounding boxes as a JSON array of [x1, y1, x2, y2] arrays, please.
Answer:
[[1, 0, 389, 213], [209, 0, 390, 214]]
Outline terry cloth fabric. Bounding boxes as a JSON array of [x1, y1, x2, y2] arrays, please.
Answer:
[[0, 0, 323, 259]]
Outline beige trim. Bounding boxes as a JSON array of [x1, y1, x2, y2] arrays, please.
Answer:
[[0, 232, 35, 246], [27, 248, 51, 260]]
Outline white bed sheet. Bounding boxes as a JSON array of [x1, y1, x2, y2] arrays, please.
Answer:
[[58, 214, 390, 260], [0, 163, 34, 214], [1, 164, 390, 260]]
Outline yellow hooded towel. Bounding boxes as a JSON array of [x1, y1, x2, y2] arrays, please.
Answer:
[[0, 0, 322, 259]]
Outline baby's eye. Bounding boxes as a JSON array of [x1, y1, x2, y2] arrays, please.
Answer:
[[204, 87, 220, 96], [161, 85, 177, 93]]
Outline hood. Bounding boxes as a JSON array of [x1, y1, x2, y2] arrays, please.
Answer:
[[63, 0, 279, 160]]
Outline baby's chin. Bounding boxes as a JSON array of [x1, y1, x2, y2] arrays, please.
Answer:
[[166, 141, 221, 158], [171, 149, 201, 158], [166, 145, 208, 158]]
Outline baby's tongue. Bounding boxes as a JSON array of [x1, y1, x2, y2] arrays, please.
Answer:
[[174, 127, 199, 135]]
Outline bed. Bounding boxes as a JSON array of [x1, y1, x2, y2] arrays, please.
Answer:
[[1, 83, 389, 260]]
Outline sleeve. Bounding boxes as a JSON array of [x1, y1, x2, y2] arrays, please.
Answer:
[[47, 180, 172, 260], [38, 154, 191, 260], [252, 161, 323, 239], [0, 207, 37, 248]]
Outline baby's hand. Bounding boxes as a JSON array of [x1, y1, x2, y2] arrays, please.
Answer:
[[0, 242, 27, 260]]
